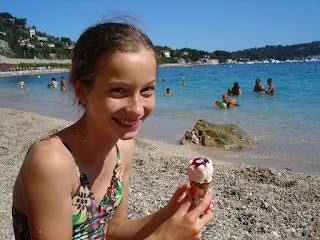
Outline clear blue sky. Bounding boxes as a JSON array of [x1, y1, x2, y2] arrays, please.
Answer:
[[2, 0, 320, 52]]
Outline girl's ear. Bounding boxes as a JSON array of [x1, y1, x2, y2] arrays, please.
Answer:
[[75, 83, 89, 105]]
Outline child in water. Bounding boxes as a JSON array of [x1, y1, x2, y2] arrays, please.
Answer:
[[216, 94, 241, 108], [12, 19, 214, 239]]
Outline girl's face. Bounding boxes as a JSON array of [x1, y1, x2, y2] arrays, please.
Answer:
[[82, 48, 157, 140]]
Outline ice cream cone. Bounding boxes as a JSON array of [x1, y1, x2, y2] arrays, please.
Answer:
[[191, 181, 211, 197]]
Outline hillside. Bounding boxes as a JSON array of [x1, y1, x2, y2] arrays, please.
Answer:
[[0, 12, 73, 59]]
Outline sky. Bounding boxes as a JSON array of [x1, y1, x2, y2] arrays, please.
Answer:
[[2, 0, 320, 52]]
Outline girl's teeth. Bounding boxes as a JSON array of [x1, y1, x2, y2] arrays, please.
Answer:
[[118, 119, 138, 125]]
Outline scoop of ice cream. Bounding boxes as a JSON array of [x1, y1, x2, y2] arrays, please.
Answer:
[[187, 158, 213, 184]]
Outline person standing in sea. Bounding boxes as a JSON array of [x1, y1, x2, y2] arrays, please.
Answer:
[[60, 75, 66, 91], [232, 82, 242, 95], [253, 79, 264, 92], [47, 77, 60, 88], [12, 19, 214, 239], [264, 78, 275, 94]]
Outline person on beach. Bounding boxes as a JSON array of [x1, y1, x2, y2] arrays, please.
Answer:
[[12, 20, 214, 240], [60, 75, 66, 91], [166, 88, 173, 95], [264, 78, 275, 94], [47, 77, 60, 88], [253, 79, 264, 92], [231, 82, 242, 95]]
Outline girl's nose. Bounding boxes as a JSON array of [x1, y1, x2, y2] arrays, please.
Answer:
[[127, 95, 144, 116]]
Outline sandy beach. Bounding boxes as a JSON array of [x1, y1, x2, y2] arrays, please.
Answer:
[[0, 107, 319, 239]]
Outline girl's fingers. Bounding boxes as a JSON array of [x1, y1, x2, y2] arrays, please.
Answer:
[[174, 191, 193, 216], [189, 190, 214, 218], [198, 208, 214, 225], [173, 184, 189, 201]]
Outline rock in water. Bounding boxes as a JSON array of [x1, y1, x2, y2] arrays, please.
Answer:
[[182, 119, 254, 150]]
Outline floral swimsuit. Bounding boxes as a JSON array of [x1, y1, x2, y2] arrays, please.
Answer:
[[12, 135, 124, 240]]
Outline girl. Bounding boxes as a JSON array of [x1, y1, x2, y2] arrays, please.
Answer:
[[12, 20, 214, 240]]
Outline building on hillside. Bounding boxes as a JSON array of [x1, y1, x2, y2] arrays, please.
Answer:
[[26, 43, 35, 48], [37, 36, 48, 41], [29, 29, 36, 38], [47, 43, 55, 48], [160, 50, 171, 58]]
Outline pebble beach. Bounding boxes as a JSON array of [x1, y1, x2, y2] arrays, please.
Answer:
[[1, 107, 319, 239]]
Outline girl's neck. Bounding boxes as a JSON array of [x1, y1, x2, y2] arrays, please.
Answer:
[[59, 115, 118, 167]]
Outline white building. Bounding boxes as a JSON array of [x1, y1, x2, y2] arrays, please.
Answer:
[[37, 36, 48, 41], [29, 29, 36, 38]]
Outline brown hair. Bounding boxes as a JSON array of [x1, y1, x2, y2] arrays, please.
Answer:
[[70, 20, 157, 108]]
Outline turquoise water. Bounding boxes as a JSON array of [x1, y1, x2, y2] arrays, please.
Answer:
[[0, 62, 319, 174]]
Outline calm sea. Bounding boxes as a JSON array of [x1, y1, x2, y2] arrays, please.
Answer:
[[0, 62, 319, 174]]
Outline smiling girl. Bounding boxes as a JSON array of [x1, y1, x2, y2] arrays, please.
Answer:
[[12, 20, 214, 240]]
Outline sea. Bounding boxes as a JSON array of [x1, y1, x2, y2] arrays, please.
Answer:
[[0, 62, 319, 175]]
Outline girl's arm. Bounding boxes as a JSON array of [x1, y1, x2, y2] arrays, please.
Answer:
[[107, 140, 214, 239], [16, 139, 76, 239]]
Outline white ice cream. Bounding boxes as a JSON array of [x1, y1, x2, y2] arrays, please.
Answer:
[[187, 158, 213, 183]]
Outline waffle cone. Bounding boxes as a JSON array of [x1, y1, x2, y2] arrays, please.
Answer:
[[191, 181, 211, 197]]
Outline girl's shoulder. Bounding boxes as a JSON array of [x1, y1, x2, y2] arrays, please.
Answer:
[[22, 136, 76, 181]]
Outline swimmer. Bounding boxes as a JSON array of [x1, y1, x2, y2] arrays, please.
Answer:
[[47, 77, 60, 88], [231, 82, 242, 95], [221, 93, 241, 107], [166, 88, 173, 96], [264, 78, 275, 94], [227, 88, 233, 96], [253, 79, 265, 92], [60, 76, 66, 91], [182, 80, 187, 86], [19, 81, 27, 90]]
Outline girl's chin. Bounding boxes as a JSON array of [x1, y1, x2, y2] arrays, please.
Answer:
[[119, 131, 139, 140]]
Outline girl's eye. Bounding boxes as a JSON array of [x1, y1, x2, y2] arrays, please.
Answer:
[[111, 88, 125, 93], [142, 86, 155, 93]]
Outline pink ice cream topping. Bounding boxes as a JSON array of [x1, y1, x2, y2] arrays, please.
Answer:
[[187, 158, 213, 184]]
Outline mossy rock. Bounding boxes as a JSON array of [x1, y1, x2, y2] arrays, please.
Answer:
[[182, 119, 254, 150]]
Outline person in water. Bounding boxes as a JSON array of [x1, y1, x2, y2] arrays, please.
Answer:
[[19, 81, 27, 90], [253, 79, 265, 92], [12, 19, 214, 240], [60, 76, 66, 91], [264, 78, 275, 94], [166, 88, 173, 95], [47, 77, 60, 88], [222, 93, 241, 107], [231, 82, 242, 95]]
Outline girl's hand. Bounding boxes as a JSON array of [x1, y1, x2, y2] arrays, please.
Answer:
[[152, 189, 215, 240], [165, 183, 191, 216]]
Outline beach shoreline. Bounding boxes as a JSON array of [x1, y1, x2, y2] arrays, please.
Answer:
[[1, 107, 319, 239], [0, 62, 216, 78], [0, 68, 70, 77]]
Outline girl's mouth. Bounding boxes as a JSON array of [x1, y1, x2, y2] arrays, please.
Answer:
[[113, 117, 143, 129]]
